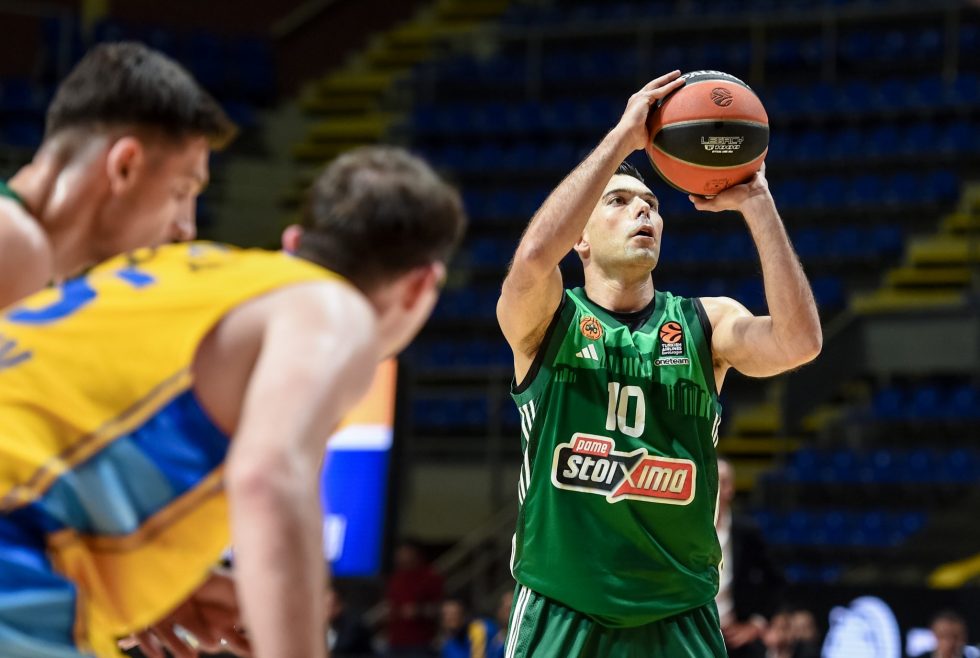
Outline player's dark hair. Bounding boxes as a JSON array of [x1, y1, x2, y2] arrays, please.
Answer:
[[931, 609, 966, 628], [45, 42, 236, 149], [298, 146, 467, 291], [616, 161, 645, 184]]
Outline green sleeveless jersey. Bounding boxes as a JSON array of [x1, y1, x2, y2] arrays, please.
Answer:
[[510, 287, 722, 628]]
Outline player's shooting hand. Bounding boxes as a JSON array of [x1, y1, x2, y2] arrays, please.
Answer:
[[688, 162, 772, 213], [123, 568, 251, 658], [615, 71, 686, 152]]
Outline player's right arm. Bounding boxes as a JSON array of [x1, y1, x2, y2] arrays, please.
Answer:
[[213, 281, 380, 658], [0, 204, 52, 308], [497, 71, 684, 382]]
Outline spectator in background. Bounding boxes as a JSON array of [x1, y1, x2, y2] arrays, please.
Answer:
[[715, 458, 786, 658], [914, 610, 971, 658], [439, 597, 496, 658], [789, 609, 821, 658], [489, 590, 514, 658], [328, 584, 376, 657], [762, 609, 797, 658], [385, 540, 444, 657]]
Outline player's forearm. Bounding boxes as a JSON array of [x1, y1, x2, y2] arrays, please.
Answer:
[[510, 127, 634, 281], [741, 194, 822, 363], [228, 461, 326, 658]]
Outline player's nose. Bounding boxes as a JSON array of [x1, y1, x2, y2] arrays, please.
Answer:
[[172, 205, 197, 242]]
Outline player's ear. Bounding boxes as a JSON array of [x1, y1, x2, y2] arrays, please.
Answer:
[[573, 233, 590, 259], [400, 262, 445, 311], [105, 137, 145, 194], [281, 224, 303, 253]]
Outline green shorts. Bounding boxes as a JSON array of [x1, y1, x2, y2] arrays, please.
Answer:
[[503, 584, 727, 658]]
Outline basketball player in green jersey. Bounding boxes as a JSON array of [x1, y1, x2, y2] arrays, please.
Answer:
[[0, 41, 234, 309], [496, 70, 822, 657]]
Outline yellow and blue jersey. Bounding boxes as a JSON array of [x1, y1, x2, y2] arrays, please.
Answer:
[[0, 242, 340, 657]]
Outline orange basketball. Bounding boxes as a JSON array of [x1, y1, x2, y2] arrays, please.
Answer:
[[646, 70, 769, 196]]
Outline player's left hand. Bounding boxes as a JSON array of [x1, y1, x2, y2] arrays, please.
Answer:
[[688, 162, 772, 213], [121, 568, 251, 657]]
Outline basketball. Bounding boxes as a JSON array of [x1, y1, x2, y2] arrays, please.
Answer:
[[646, 70, 769, 196]]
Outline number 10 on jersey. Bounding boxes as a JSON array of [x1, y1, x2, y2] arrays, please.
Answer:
[[606, 382, 645, 438]]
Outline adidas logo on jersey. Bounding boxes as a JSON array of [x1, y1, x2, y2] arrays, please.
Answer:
[[551, 433, 696, 505], [575, 344, 599, 361]]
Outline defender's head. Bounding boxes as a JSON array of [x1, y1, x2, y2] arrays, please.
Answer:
[[574, 162, 663, 278], [43, 41, 235, 259], [286, 146, 467, 357]]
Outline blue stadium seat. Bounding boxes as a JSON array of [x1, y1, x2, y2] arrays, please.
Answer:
[[873, 78, 914, 112], [811, 277, 844, 309], [924, 170, 959, 204], [872, 386, 905, 420], [911, 75, 945, 110], [869, 225, 904, 257], [948, 384, 980, 420], [794, 129, 829, 162], [901, 121, 936, 156], [938, 120, 976, 155], [865, 125, 901, 158], [911, 28, 943, 61], [0, 78, 44, 114], [847, 174, 883, 207], [877, 30, 909, 62], [840, 30, 874, 64], [884, 172, 922, 207], [827, 129, 862, 162], [1, 119, 43, 148], [835, 80, 874, 114], [947, 73, 979, 106]]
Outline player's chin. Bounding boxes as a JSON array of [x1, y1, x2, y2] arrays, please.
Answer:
[[624, 248, 659, 268]]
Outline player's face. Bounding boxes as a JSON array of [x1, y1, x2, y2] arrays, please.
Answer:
[[582, 174, 663, 273], [95, 136, 209, 259], [933, 619, 966, 657], [763, 613, 794, 651]]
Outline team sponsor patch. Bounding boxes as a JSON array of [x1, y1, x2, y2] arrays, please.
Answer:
[[580, 315, 603, 341], [658, 321, 685, 356], [654, 356, 690, 367], [551, 433, 696, 505]]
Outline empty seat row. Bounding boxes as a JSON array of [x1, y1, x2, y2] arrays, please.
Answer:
[[779, 447, 980, 484], [871, 382, 980, 421], [767, 120, 979, 163], [752, 508, 927, 547], [410, 78, 980, 140]]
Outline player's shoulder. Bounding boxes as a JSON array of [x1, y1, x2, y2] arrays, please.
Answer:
[[696, 296, 752, 329], [0, 196, 48, 255], [0, 198, 53, 305]]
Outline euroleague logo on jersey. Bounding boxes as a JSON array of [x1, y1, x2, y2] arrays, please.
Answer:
[[656, 322, 689, 366], [580, 315, 603, 341], [551, 433, 696, 505]]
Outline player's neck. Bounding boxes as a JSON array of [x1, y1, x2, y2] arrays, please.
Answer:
[[583, 269, 655, 313], [9, 158, 101, 279]]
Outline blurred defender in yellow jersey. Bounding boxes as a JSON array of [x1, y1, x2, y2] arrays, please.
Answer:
[[0, 42, 235, 309], [0, 147, 467, 658]]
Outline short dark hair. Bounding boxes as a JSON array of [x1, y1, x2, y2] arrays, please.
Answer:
[[932, 609, 967, 628], [615, 160, 645, 184], [46, 42, 236, 149], [297, 147, 467, 291]]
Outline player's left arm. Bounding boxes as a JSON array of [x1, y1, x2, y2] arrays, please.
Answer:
[[222, 281, 380, 658], [691, 165, 822, 379]]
